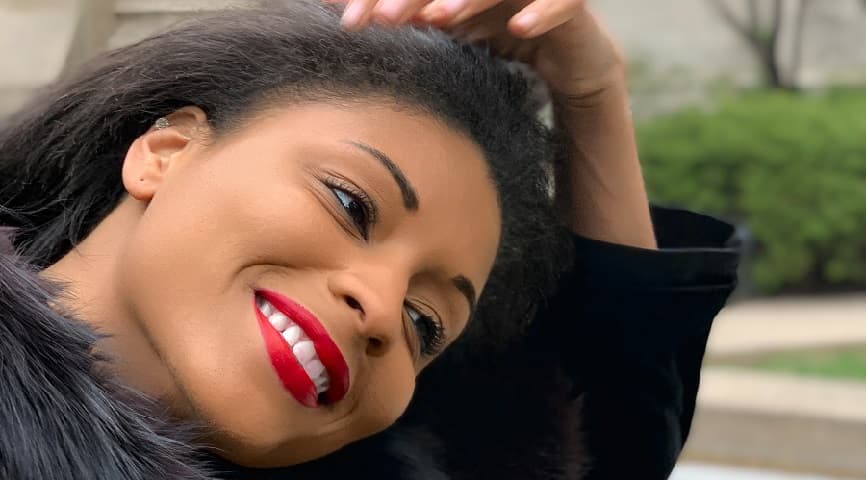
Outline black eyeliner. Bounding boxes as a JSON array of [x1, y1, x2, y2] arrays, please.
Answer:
[[407, 300, 446, 357], [321, 173, 378, 239]]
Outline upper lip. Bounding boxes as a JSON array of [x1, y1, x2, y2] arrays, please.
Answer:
[[257, 288, 351, 405]]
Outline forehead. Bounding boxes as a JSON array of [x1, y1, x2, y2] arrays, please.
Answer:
[[237, 101, 502, 289]]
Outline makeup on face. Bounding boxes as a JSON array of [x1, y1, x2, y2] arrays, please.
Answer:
[[254, 289, 350, 407], [55, 103, 501, 467]]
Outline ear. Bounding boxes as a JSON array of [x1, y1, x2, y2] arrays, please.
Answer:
[[122, 106, 210, 201]]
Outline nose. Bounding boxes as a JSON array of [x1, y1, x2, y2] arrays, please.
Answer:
[[327, 267, 408, 357]]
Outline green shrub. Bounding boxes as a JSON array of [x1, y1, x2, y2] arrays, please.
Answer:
[[744, 347, 866, 382], [637, 90, 866, 293]]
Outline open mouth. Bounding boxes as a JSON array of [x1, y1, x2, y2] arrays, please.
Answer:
[[254, 289, 350, 408]]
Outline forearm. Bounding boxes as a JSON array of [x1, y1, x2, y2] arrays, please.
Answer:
[[553, 74, 657, 249]]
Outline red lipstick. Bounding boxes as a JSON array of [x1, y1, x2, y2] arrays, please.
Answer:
[[254, 289, 350, 407]]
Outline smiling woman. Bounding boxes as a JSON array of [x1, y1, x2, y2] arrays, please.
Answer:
[[74, 101, 505, 465], [0, 0, 567, 475], [0, 0, 744, 477]]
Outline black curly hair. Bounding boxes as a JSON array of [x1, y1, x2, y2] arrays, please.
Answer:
[[0, 0, 570, 341]]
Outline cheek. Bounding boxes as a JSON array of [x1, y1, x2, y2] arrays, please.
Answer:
[[122, 159, 341, 284], [111, 157, 350, 412]]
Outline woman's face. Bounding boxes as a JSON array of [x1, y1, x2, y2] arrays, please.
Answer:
[[106, 102, 500, 466]]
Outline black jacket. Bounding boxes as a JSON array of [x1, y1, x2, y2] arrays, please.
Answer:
[[0, 207, 738, 479]]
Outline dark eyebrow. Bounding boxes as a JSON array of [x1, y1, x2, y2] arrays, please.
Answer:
[[344, 141, 473, 315], [451, 275, 477, 313], [345, 140, 419, 211]]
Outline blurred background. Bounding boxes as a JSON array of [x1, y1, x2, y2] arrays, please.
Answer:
[[1, 0, 864, 478], [600, 2, 866, 479]]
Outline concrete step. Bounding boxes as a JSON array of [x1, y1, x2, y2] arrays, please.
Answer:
[[706, 295, 866, 359], [672, 463, 852, 480], [682, 368, 866, 478]]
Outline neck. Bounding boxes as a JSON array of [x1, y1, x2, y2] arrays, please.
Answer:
[[41, 199, 178, 405]]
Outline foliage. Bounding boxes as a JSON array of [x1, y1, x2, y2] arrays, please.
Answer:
[[637, 89, 866, 293], [744, 347, 866, 382]]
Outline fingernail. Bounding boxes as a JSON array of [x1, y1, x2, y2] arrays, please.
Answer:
[[513, 11, 539, 33], [341, 1, 365, 28]]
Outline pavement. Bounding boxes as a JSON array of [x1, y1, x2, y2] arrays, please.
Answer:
[[706, 294, 866, 358], [697, 368, 866, 422], [680, 293, 866, 478], [671, 463, 852, 480]]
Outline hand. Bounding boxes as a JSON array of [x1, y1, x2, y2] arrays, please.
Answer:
[[338, 0, 626, 100]]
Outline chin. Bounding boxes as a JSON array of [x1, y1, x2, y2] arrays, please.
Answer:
[[192, 399, 352, 469], [208, 428, 348, 469]]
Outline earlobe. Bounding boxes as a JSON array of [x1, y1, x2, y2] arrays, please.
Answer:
[[121, 106, 209, 201]]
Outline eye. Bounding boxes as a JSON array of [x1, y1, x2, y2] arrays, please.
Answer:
[[405, 302, 445, 357], [325, 178, 376, 240]]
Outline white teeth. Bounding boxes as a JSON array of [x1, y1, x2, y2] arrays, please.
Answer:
[[258, 296, 333, 394], [292, 340, 317, 364], [315, 376, 329, 394], [303, 359, 326, 379], [304, 360, 329, 395], [269, 312, 290, 331], [260, 300, 275, 317], [282, 325, 302, 346]]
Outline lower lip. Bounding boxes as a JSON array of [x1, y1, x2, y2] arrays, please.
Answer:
[[254, 299, 318, 408]]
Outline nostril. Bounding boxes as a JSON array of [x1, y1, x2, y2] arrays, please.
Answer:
[[366, 336, 384, 355], [345, 295, 364, 314]]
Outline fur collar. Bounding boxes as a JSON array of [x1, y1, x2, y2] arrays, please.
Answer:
[[0, 241, 211, 479], [0, 236, 586, 479]]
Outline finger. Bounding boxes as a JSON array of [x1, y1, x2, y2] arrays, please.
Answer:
[[413, 3, 446, 26], [341, 0, 379, 30], [373, 0, 434, 25], [418, 0, 502, 28], [508, 0, 584, 38], [438, 8, 489, 40], [416, 0, 466, 26], [448, 0, 503, 27]]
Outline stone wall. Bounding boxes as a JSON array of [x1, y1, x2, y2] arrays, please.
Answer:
[[0, 0, 114, 116], [2, 0, 865, 117], [592, 0, 866, 116]]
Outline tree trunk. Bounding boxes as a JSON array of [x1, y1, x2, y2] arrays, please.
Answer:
[[765, 0, 785, 88], [707, 0, 809, 90], [788, 0, 812, 89]]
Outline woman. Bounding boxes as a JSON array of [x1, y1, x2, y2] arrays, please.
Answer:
[[276, 4, 739, 479], [0, 1, 738, 479]]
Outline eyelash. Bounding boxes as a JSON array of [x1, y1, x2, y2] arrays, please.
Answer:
[[324, 176, 377, 240], [323, 176, 446, 358], [404, 301, 446, 357]]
